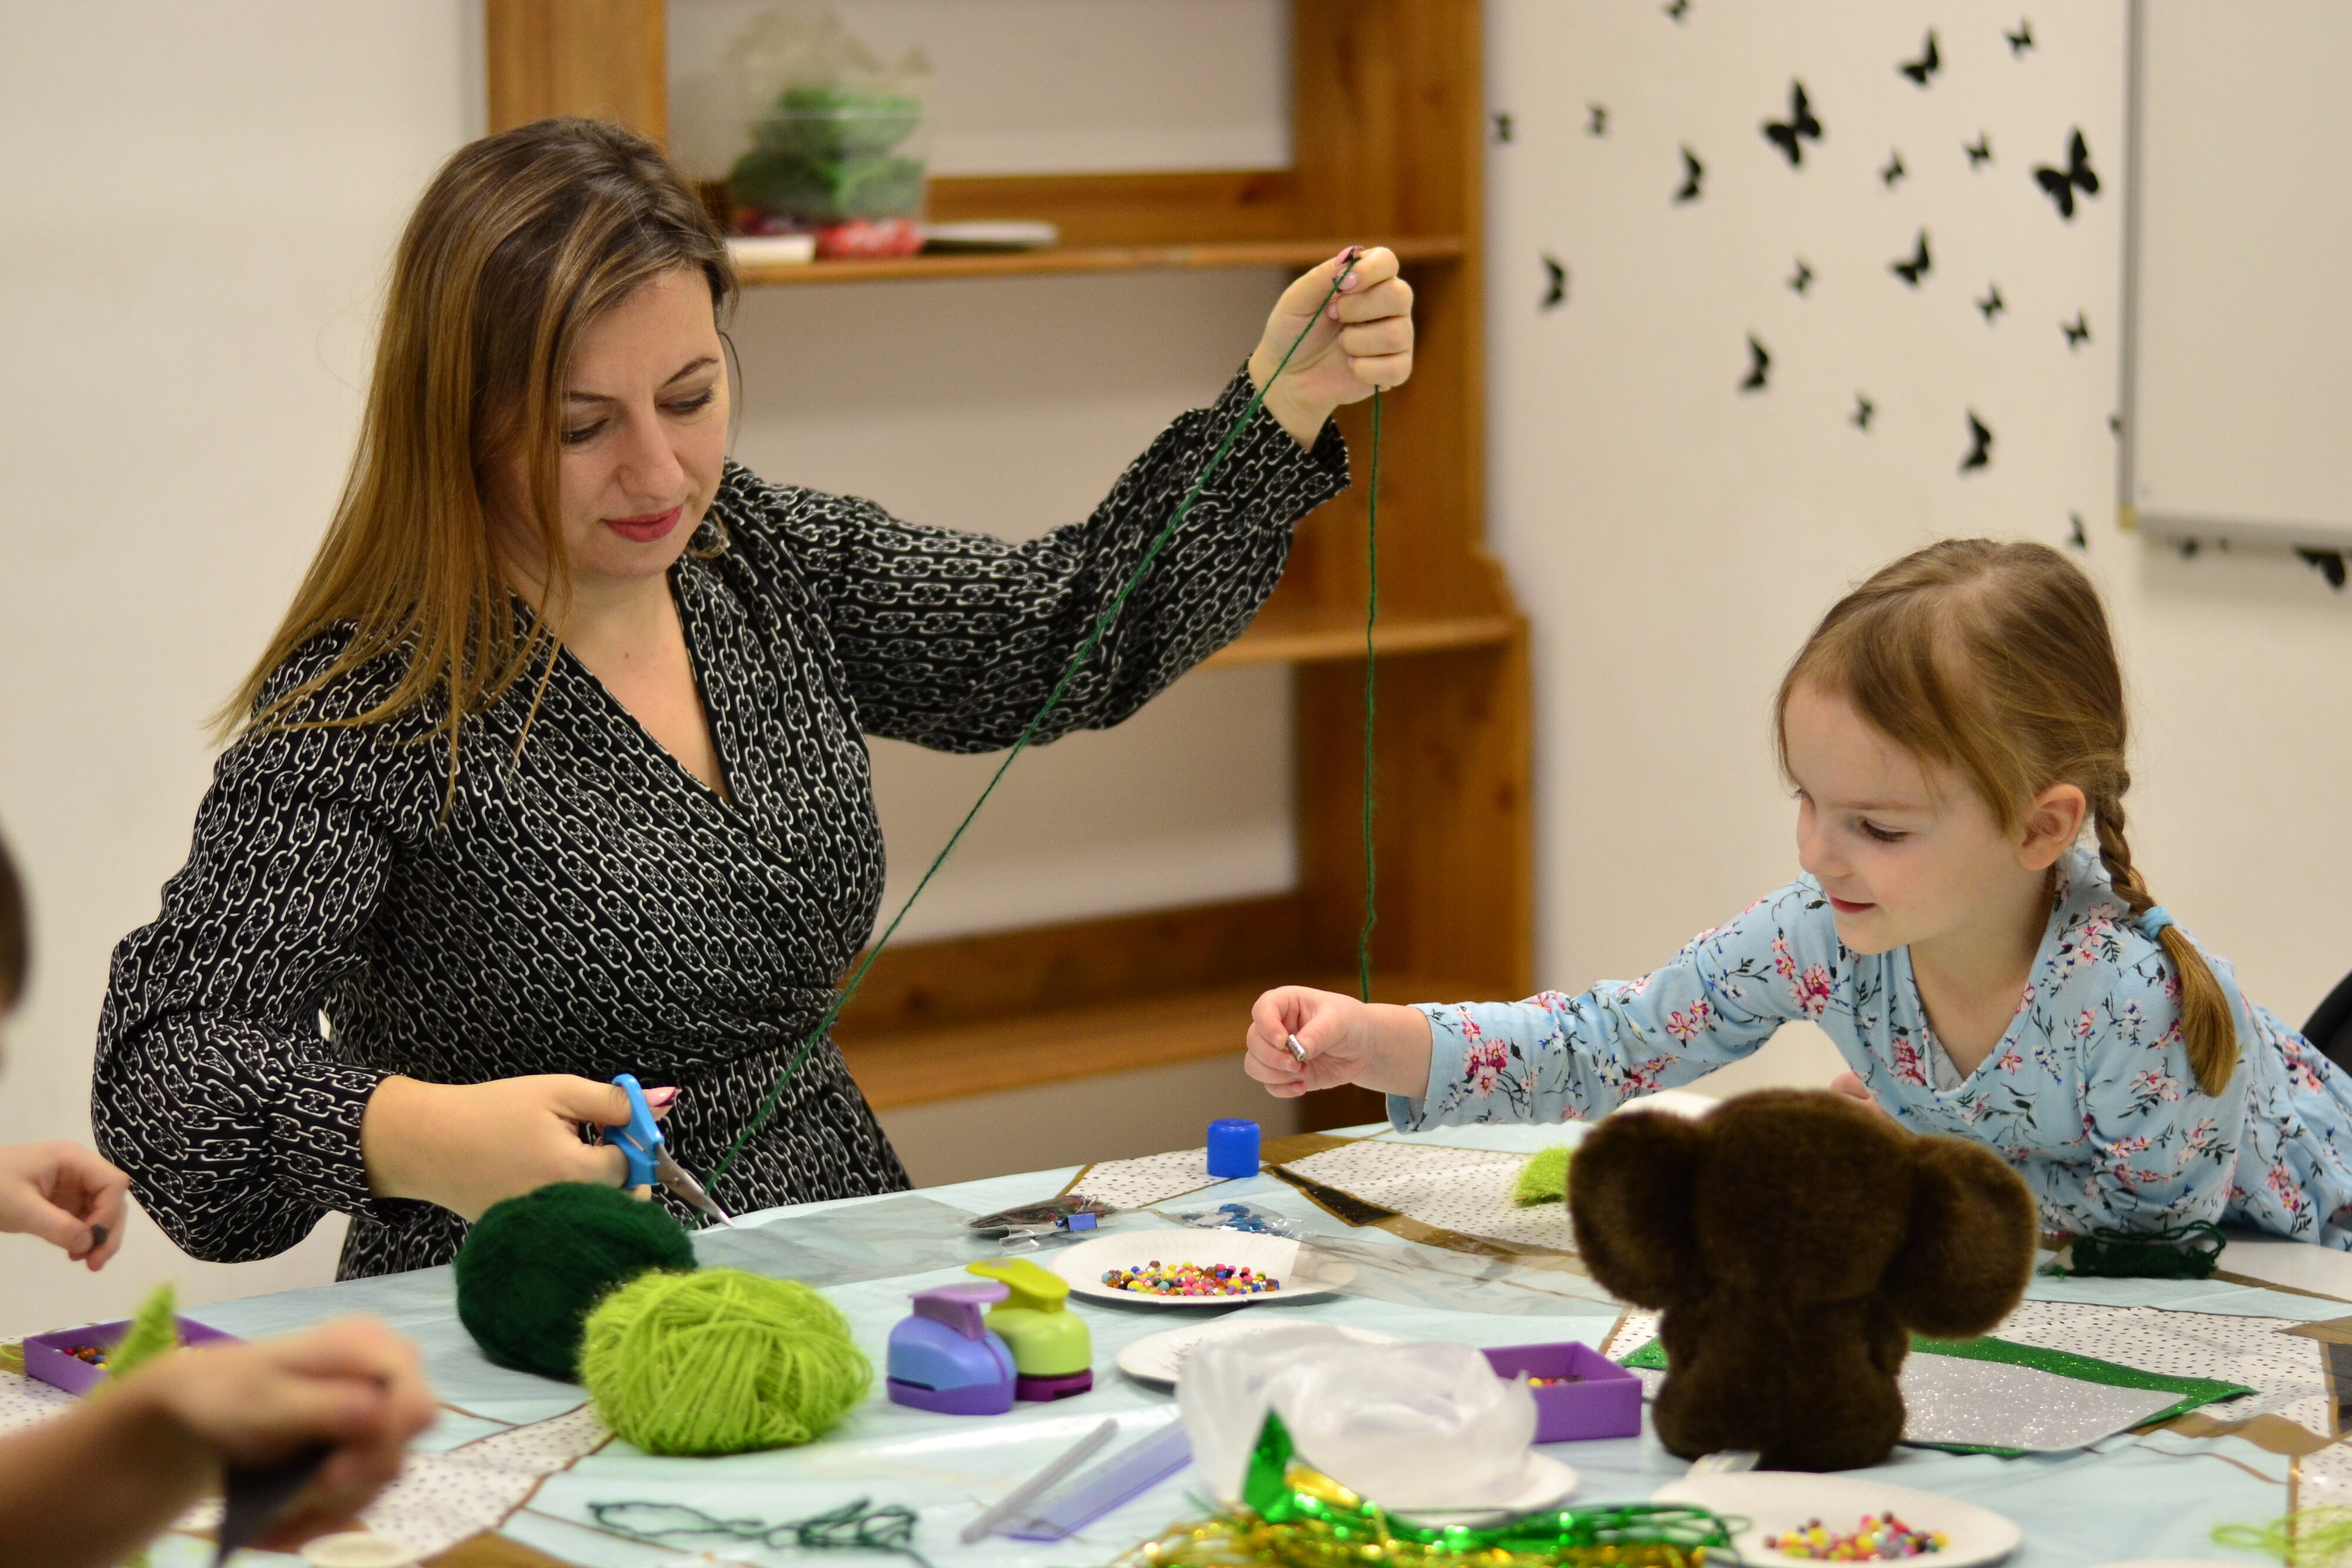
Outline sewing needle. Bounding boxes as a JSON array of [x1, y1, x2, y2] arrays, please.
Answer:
[[963, 1417, 1119, 1544]]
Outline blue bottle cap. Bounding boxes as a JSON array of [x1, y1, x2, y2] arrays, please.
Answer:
[[1206, 1118, 1261, 1179]]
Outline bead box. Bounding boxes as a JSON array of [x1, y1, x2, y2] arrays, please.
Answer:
[[23, 1315, 239, 1396], [1482, 1340, 1642, 1442]]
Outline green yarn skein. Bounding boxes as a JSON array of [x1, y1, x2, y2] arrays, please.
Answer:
[[582, 1268, 871, 1456], [455, 1182, 697, 1381]]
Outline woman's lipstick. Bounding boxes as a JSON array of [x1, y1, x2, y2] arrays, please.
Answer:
[[606, 504, 683, 544]]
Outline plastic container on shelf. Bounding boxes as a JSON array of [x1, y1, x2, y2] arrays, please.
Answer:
[[719, 8, 932, 258]]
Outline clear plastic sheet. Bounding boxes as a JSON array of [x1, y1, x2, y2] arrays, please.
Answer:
[[693, 1193, 999, 1286], [694, 1192, 1117, 1286], [1179, 1335, 1537, 1506]]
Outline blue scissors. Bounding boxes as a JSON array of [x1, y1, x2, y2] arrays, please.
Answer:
[[602, 1073, 733, 1227]]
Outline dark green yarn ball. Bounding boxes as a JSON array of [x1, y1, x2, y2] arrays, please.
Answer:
[[455, 1182, 697, 1381]]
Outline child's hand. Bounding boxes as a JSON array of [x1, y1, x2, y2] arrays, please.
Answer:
[[0, 1140, 129, 1268], [1830, 1071, 1889, 1115], [1245, 986, 1435, 1099], [125, 1316, 436, 1549]]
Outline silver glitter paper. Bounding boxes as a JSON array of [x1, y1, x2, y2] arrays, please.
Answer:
[[1898, 1353, 2183, 1450]]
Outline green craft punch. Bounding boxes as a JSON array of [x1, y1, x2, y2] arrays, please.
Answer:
[[967, 1258, 1094, 1401]]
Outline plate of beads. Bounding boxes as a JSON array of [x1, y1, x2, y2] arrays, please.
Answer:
[[1050, 1229, 1332, 1308], [1651, 1474, 2018, 1568]]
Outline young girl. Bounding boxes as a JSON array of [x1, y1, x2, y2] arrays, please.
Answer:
[[1248, 539, 2352, 1247]]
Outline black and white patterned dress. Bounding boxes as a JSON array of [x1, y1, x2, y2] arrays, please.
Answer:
[[93, 369, 1347, 1279]]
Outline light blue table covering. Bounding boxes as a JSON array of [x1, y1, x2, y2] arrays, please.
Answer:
[[131, 1137, 2310, 1567]]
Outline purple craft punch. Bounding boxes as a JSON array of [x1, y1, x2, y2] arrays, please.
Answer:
[[887, 1281, 1017, 1415], [1482, 1341, 1642, 1442]]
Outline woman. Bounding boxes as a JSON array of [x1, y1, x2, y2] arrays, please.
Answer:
[[95, 118, 1412, 1277], [0, 827, 435, 1565]]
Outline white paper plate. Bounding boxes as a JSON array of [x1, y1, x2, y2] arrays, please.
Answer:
[[1652, 1473, 2020, 1568], [1118, 1319, 1399, 1386], [1051, 1229, 1329, 1307], [1387, 1452, 1580, 1526]]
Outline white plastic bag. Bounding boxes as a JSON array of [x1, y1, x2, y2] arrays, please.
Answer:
[[1179, 1334, 1537, 1507]]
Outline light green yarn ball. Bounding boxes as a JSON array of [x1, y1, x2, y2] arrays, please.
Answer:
[[580, 1268, 871, 1456]]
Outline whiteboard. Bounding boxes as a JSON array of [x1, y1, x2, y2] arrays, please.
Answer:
[[2126, 1, 2352, 547]]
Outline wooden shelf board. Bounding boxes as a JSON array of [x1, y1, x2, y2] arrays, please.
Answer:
[[840, 974, 1481, 1111], [1207, 612, 1514, 667], [734, 234, 1467, 288]]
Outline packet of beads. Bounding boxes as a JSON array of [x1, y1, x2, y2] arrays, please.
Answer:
[[1180, 1332, 1540, 1509], [719, 1, 931, 255]]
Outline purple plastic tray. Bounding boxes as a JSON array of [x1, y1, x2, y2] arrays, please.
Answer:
[[23, 1316, 240, 1396], [1483, 1340, 1642, 1442]]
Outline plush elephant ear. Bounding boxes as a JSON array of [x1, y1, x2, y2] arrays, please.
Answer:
[[1565, 1110, 1709, 1308], [1880, 1134, 2038, 1338]]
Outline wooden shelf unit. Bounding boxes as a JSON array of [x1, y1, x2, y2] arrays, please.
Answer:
[[486, 0, 1529, 1132]]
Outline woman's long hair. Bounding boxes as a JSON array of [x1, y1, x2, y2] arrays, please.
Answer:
[[219, 118, 735, 794], [1775, 539, 2237, 1096]]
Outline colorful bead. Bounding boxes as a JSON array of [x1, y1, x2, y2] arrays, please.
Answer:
[[1099, 1261, 1282, 1298], [1765, 1513, 1947, 1560]]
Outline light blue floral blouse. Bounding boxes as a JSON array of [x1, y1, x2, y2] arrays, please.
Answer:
[[1395, 849, 2352, 1248]]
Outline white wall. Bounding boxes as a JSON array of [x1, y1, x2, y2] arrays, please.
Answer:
[[0, 3, 484, 1335], [1486, 0, 2352, 1082]]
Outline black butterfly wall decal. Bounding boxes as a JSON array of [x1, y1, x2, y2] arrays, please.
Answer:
[[1741, 335, 1771, 392], [1542, 256, 1568, 310], [1675, 146, 1705, 203], [2177, 537, 2202, 560], [1976, 283, 2005, 322], [2067, 513, 2087, 550], [1852, 394, 1876, 431], [2062, 312, 2091, 349], [2034, 129, 2100, 218], [1965, 133, 1993, 168], [2007, 19, 2035, 56], [1900, 31, 1941, 86], [1881, 150, 1906, 188], [1664, 0, 1689, 20], [1588, 104, 1609, 137], [1960, 412, 1993, 473], [2298, 549, 2348, 590], [1763, 80, 1822, 167], [1788, 258, 1815, 296], [1492, 113, 1514, 144], [1890, 230, 1932, 287], [2109, 412, 2123, 436]]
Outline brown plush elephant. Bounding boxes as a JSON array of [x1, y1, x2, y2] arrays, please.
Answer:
[[1566, 1088, 2037, 1471]]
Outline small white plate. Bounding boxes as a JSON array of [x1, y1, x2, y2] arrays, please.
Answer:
[[1387, 1451, 1581, 1526], [1118, 1319, 1400, 1386], [1052, 1229, 1330, 1308], [1652, 1472, 2020, 1568]]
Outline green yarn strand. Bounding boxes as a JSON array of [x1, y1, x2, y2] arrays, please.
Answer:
[[709, 254, 1377, 1196], [1358, 388, 1380, 1003], [582, 1268, 870, 1456], [590, 1497, 932, 1568], [2213, 1509, 2352, 1568]]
